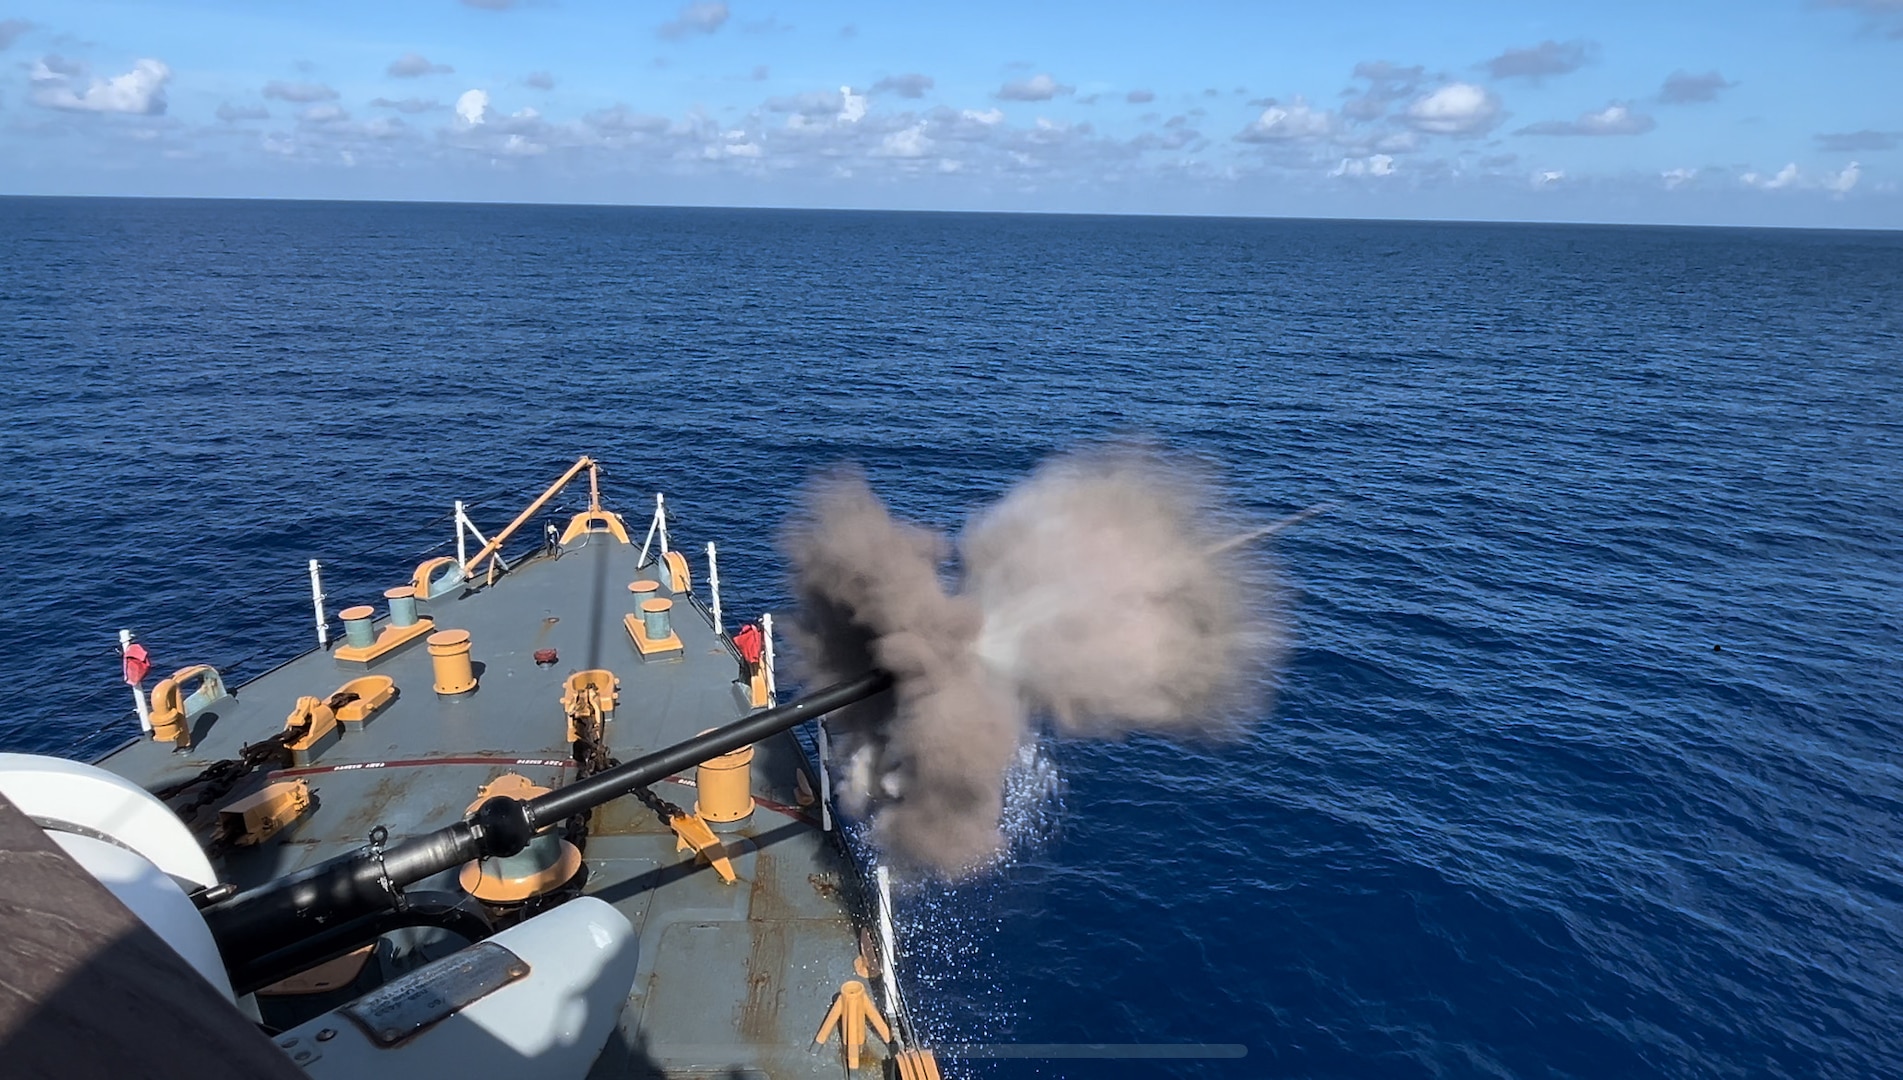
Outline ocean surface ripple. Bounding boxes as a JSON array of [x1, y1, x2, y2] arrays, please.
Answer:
[[2, 199, 1899, 1078]]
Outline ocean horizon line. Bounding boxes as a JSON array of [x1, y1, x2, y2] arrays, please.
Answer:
[[3, 191, 1897, 235]]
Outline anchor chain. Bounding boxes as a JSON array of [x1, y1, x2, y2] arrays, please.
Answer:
[[153, 687, 365, 824], [156, 726, 302, 820], [569, 704, 686, 836]]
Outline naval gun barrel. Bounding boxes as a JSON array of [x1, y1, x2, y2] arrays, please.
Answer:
[[201, 669, 893, 968]]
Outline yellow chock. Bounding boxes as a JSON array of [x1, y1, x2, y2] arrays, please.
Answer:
[[669, 812, 736, 884], [814, 979, 890, 1070], [893, 1047, 943, 1080], [216, 779, 312, 847]]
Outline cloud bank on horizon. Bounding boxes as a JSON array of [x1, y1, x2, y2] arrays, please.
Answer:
[[0, 0, 1896, 227]]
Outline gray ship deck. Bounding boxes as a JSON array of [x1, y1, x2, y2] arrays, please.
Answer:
[[97, 518, 885, 1078]]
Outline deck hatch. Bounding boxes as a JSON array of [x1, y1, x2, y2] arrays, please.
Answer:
[[340, 941, 530, 1046]]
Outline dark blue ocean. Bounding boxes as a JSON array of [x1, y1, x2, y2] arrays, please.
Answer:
[[2, 198, 1899, 1078]]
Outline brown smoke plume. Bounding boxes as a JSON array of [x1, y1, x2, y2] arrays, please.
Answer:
[[787, 446, 1286, 877]]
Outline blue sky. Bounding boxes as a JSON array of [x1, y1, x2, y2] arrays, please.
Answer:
[[3, 1, 1899, 226]]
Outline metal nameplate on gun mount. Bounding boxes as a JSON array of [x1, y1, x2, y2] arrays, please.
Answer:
[[341, 942, 531, 1046]]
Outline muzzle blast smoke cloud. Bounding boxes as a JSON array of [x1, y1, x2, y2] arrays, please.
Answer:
[[787, 445, 1299, 877]]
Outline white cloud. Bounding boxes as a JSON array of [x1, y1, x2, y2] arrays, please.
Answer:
[[1369, 130, 1422, 154], [1536, 170, 1566, 186], [1517, 103, 1656, 137], [961, 108, 1004, 125], [1743, 163, 1800, 189], [1236, 97, 1334, 142], [30, 57, 171, 115], [872, 73, 934, 99], [1404, 83, 1502, 137], [587, 105, 670, 137], [263, 80, 338, 103], [878, 123, 931, 158], [1342, 61, 1425, 122], [1662, 167, 1697, 190], [502, 133, 544, 156], [996, 73, 1072, 102], [838, 86, 867, 124], [300, 103, 348, 125], [706, 130, 760, 158], [1329, 153, 1395, 177], [1658, 70, 1735, 105], [456, 89, 491, 126], [388, 52, 453, 78], [1483, 40, 1596, 82], [1737, 161, 1862, 195], [658, 2, 729, 40], [774, 86, 868, 129]]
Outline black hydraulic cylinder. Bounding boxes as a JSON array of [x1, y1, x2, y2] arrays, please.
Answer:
[[201, 669, 892, 966]]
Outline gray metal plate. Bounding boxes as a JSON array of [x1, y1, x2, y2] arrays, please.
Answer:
[[342, 941, 530, 1046]]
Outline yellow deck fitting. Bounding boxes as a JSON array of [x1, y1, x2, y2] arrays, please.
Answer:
[[624, 610, 683, 658], [283, 695, 341, 766], [668, 812, 736, 883], [148, 664, 227, 749], [456, 774, 583, 902], [216, 779, 312, 847], [695, 736, 755, 829], [894, 1048, 944, 1080], [559, 509, 631, 545], [330, 675, 396, 729], [332, 612, 436, 663], [814, 979, 891, 1070], [561, 669, 619, 742], [428, 628, 478, 694], [411, 555, 464, 600], [664, 549, 692, 592]]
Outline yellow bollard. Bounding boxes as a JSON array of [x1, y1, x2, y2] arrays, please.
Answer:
[[695, 732, 755, 829], [428, 629, 477, 695], [814, 979, 890, 1070]]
